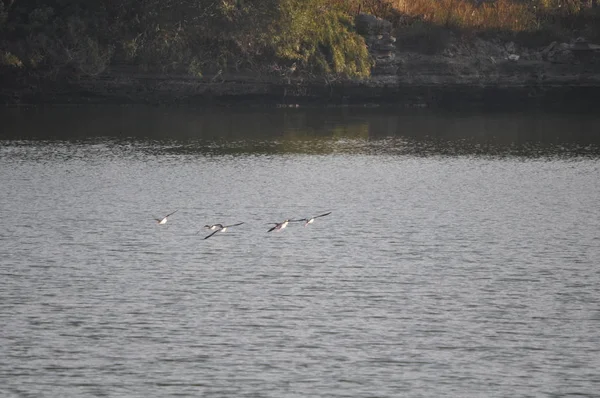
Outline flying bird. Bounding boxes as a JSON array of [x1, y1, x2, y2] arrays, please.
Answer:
[[267, 218, 305, 232], [267, 219, 292, 232], [154, 210, 178, 225], [297, 211, 331, 227], [202, 222, 244, 240]]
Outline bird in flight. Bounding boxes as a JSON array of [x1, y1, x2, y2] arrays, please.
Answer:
[[202, 222, 244, 240], [296, 212, 332, 227], [154, 210, 178, 225], [267, 219, 292, 232], [267, 218, 305, 232]]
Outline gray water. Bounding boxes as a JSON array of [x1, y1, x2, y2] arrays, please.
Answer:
[[1, 107, 599, 397]]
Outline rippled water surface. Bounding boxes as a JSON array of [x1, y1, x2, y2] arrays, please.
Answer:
[[1, 107, 599, 397]]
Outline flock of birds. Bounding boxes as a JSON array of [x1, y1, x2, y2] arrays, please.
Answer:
[[153, 210, 332, 240]]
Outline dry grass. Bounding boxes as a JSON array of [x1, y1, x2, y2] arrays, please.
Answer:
[[332, 0, 597, 33], [384, 0, 536, 32], [333, 0, 600, 49]]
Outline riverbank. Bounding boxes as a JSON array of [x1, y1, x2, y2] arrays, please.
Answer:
[[2, 12, 599, 110]]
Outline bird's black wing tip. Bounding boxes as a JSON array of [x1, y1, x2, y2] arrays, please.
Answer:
[[203, 229, 220, 239]]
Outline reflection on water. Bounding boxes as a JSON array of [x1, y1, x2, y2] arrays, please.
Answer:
[[2, 106, 600, 157], [1, 106, 600, 398]]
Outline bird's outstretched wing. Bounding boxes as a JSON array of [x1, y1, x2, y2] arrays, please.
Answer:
[[204, 229, 221, 240], [225, 222, 244, 228], [314, 211, 332, 219], [267, 225, 278, 232], [166, 210, 178, 217]]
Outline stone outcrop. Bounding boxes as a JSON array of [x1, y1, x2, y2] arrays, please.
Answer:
[[353, 13, 600, 90], [355, 13, 398, 75]]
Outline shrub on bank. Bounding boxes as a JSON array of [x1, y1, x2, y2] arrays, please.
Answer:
[[271, 0, 371, 77], [0, 0, 371, 80]]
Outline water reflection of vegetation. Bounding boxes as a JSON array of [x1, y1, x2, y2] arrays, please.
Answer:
[[1, 107, 599, 157]]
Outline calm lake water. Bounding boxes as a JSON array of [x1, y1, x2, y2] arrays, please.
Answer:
[[1, 106, 599, 397]]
